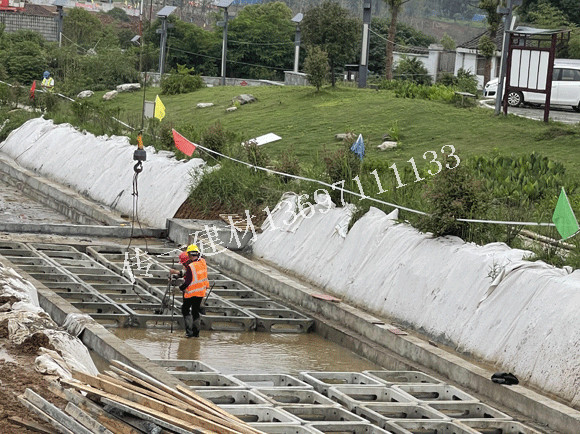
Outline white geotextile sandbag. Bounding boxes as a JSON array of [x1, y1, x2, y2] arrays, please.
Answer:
[[0, 117, 211, 227], [62, 313, 93, 337], [4, 310, 56, 344], [253, 195, 580, 406], [35, 347, 73, 379], [43, 329, 98, 376], [0, 266, 39, 306]]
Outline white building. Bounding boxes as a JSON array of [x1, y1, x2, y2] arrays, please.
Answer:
[[454, 23, 504, 88]]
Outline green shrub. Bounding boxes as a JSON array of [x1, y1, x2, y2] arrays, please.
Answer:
[[202, 122, 231, 154], [456, 68, 478, 94], [393, 56, 432, 85], [437, 72, 457, 87], [417, 156, 488, 239], [274, 149, 301, 182], [161, 64, 205, 95], [245, 141, 270, 168]]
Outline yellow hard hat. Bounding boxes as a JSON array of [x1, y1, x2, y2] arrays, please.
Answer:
[[186, 244, 200, 253]]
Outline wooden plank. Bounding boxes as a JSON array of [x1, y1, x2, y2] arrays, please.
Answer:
[[24, 389, 93, 434], [99, 398, 200, 434], [98, 373, 188, 409], [7, 416, 53, 434], [97, 373, 260, 434], [109, 361, 260, 434], [18, 395, 74, 434], [65, 402, 113, 434], [175, 385, 264, 433], [108, 366, 181, 403], [108, 367, 235, 423], [61, 380, 220, 434], [47, 382, 141, 434], [71, 372, 243, 434]]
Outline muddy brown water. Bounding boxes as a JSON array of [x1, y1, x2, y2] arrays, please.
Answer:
[[110, 328, 380, 375]]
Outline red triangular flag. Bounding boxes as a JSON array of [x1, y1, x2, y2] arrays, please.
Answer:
[[172, 129, 197, 156], [29, 80, 36, 99]]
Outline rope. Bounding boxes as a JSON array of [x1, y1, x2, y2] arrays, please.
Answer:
[[174, 135, 556, 227]]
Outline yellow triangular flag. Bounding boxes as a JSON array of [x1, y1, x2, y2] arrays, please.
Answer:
[[154, 95, 165, 120]]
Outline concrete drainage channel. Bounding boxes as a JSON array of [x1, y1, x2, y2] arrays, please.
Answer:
[[153, 358, 544, 434], [0, 161, 577, 432], [0, 240, 563, 434], [0, 241, 314, 334]]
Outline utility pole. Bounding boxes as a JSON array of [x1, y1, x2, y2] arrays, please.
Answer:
[[495, 0, 522, 115], [358, 0, 372, 88]]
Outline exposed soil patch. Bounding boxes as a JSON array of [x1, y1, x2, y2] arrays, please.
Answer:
[[17, 332, 55, 355], [0, 346, 65, 433], [0, 296, 20, 306]]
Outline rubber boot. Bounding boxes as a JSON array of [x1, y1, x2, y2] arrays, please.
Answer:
[[191, 317, 201, 337], [184, 315, 195, 338]]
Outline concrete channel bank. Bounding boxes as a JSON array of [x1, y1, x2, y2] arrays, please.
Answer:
[[206, 245, 580, 433]]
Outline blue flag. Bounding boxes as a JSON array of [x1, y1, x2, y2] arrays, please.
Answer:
[[350, 134, 365, 161]]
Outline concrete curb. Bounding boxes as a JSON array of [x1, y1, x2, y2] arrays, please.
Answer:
[[0, 222, 166, 238], [0, 254, 182, 388], [208, 248, 580, 433], [0, 154, 127, 226]]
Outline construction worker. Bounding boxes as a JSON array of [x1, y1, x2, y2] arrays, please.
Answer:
[[41, 71, 54, 92], [170, 245, 209, 338]]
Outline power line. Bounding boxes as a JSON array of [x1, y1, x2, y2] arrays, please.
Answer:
[[369, 27, 431, 53], [168, 46, 288, 72], [228, 39, 293, 47]]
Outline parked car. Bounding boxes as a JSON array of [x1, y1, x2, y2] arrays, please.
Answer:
[[484, 60, 580, 112]]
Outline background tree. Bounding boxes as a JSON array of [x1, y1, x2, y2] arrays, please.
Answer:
[[368, 17, 435, 74], [0, 30, 45, 84], [478, 35, 496, 85], [520, 0, 580, 25], [384, 0, 411, 80], [440, 33, 456, 50], [225, 2, 295, 81], [62, 8, 118, 50], [302, 1, 360, 86], [477, 0, 502, 86], [148, 16, 220, 76], [520, 0, 579, 59], [304, 45, 329, 91]]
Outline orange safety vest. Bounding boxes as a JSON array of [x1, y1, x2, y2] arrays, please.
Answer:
[[183, 258, 209, 298]]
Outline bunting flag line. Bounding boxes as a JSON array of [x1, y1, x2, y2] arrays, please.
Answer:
[[172, 129, 197, 156], [552, 187, 579, 240], [29, 80, 36, 99], [154, 95, 165, 120], [350, 134, 365, 161]]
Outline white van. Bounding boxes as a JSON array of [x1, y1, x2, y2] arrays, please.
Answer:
[[484, 60, 580, 111]]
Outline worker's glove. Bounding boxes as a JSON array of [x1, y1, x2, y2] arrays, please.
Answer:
[[170, 275, 181, 287]]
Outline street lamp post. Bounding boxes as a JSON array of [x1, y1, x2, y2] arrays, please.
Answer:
[[358, 0, 372, 88], [495, 0, 522, 115], [53, 0, 66, 48], [291, 13, 303, 73], [157, 6, 176, 76], [217, 0, 234, 86]]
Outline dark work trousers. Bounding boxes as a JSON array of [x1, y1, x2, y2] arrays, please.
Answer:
[[181, 296, 203, 337]]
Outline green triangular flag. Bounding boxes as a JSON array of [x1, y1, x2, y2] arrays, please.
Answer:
[[552, 188, 579, 240]]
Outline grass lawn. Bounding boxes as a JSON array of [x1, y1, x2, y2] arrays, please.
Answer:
[[106, 85, 580, 178]]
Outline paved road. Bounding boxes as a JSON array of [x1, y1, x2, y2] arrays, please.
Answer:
[[481, 100, 580, 124]]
